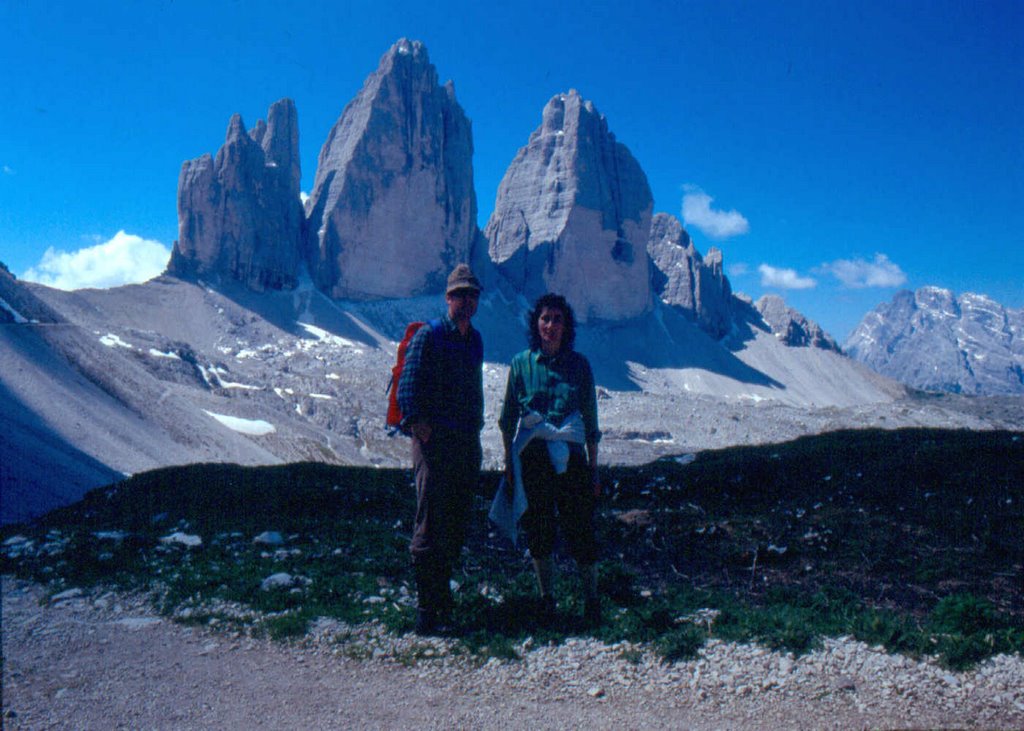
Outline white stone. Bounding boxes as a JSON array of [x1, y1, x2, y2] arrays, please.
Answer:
[[253, 531, 285, 546], [260, 573, 295, 591], [160, 532, 202, 548]]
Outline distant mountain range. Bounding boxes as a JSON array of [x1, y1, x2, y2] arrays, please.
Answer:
[[846, 287, 1024, 396], [2, 39, 1021, 524]]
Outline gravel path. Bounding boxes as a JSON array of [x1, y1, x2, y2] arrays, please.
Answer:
[[3, 577, 1022, 729]]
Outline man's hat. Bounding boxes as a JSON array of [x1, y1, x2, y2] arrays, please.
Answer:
[[446, 264, 482, 294]]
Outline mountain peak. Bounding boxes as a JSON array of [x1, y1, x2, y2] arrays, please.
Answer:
[[755, 294, 840, 351], [846, 286, 1024, 395], [484, 90, 652, 323], [168, 98, 304, 292], [389, 37, 428, 61], [647, 212, 733, 338], [304, 38, 476, 300]]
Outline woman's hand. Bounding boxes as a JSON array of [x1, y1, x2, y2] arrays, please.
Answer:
[[411, 422, 432, 444], [586, 441, 600, 497], [502, 445, 514, 487]]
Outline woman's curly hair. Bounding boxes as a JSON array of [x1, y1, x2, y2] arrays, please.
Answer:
[[528, 293, 576, 352]]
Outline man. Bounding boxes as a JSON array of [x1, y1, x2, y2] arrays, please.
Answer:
[[397, 264, 484, 635]]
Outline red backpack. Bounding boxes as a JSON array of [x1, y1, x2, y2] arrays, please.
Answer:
[[385, 321, 430, 432]]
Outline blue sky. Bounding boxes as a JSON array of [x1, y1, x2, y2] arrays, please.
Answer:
[[2, 0, 1021, 342]]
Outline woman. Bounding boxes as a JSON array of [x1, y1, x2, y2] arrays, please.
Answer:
[[498, 293, 602, 625]]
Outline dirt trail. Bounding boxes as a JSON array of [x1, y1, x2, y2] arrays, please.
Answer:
[[3, 578, 1021, 730]]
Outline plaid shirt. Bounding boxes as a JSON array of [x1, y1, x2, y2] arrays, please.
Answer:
[[499, 347, 601, 445], [397, 314, 484, 433]]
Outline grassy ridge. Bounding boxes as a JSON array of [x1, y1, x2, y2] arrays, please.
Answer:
[[3, 427, 1022, 669]]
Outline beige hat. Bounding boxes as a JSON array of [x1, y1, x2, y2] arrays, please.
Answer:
[[445, 264, 482, 294]]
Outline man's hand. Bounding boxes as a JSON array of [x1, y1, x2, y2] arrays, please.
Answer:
[[411, 422, 432, 444]]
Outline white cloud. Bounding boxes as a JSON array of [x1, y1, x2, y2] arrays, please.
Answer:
[[22, 231, 172, 290], [758, 264, 817, 290], [727, 262, 750, 278], [681, 187, 750, 239], [823, 253, 907, 289]]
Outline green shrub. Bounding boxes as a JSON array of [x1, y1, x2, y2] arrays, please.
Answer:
[[263, 611, 310, 640], [657, 625, 706, 663]]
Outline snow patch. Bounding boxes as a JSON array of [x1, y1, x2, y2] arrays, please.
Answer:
[[297, 322, 361, 350], [148, 349, 181, 360], [100, 333, 133, 349], [0, 296, 28, 323], [202, 365, 260, 390], [203, 410, 276, 435], [216, 378, 260, 391]]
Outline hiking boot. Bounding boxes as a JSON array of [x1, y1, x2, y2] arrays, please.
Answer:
[[437, 579, 456, 615], [583, 597, 602, 627], [415, 608, 458, 637], [537, 594, 557, 627], [414, 608, 438, 636]]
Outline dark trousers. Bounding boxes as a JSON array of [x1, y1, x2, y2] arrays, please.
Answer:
[[409, 429, 481, 611], [519, 441, 598, 565]]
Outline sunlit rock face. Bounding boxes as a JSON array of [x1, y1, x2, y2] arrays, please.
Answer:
[[169, 99, 304, 291], [648, 212, 733, 338], [484, 90, 652, 323], [304, 39, 477, 300], [755, 294, 840, 351], [846, 287, 1024, 394]]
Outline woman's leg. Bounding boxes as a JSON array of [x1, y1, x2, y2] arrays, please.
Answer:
[[519, 442, 559, 619], [556, 451, 601, 624], [519, 441, 559, 565]]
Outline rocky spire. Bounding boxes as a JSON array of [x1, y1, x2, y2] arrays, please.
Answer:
[[304, 39, 477, 300], [168, 99, 304, 291], [484, 90, 653, 323], [755, 294, 840, 351], [648, 212, 734, 338]]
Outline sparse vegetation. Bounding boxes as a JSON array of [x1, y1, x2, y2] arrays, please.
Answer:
[[3, 428, 1022, 669]]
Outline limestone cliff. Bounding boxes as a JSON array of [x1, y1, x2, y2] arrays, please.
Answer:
[[304, 39, 477, 299], [169, 99, 303, 291], [484, 90, 652, 322], [648, 213, 733, 338]]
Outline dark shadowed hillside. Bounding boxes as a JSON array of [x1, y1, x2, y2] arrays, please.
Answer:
[[3, 428, 1021, 670]]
